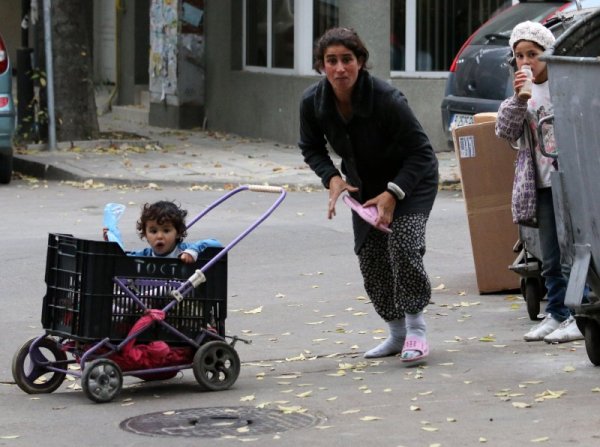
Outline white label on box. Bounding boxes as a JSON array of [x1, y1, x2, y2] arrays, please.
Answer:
[[458, 135, 476, 158]]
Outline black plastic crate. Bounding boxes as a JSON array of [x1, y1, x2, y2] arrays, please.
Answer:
[[42, 234, 227, 343]]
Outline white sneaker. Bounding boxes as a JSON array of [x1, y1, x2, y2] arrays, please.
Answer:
[[543, 316, 584, 343], [524, 315, 560, 341]]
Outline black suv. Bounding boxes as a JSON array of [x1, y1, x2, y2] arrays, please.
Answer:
[[440, 0, 600, 145]]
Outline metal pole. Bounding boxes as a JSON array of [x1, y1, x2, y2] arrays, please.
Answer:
[[43, 0, 57, 150]]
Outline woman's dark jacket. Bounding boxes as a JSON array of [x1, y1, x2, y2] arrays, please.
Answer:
[[298, 70, 439, 253]]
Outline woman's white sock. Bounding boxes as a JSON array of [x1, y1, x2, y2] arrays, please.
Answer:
[[364, 318, 406, 358], [405, 311, 426, 339]]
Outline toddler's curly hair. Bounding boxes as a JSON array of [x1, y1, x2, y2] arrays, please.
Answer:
[[137, 201, 188, 242]]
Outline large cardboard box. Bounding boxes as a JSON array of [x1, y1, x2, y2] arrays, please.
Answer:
[[452, 117, 520, 293]]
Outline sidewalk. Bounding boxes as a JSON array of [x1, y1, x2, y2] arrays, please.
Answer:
[[13, 109, 461, 189]]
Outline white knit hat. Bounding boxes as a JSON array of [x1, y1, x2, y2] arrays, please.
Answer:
[[509, 21, 555, 52]]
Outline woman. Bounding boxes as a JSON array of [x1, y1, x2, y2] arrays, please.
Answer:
[[298, 27, 439, 362]]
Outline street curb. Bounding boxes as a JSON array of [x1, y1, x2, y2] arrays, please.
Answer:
[[12, 153, 462, 191], [11, 154, 329, 190]]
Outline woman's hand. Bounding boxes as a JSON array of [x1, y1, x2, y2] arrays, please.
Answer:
[[363, 191, 396, 227], [328, 176, 359, 219], [102, 227, 109, 242]]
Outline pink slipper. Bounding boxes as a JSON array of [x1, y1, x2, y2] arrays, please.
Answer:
[[342, 195, 392, 234], [400, 336, 429, 363]]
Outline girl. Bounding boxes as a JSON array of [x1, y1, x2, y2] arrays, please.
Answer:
[[495, 21, 582, 343], [104, 200, 221, 263]]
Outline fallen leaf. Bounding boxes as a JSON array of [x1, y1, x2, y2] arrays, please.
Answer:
[[563, 365, 576, 372], [285, 353, 307, 362], [512, 402, 531, 409], [240, 395, 256, 402], [531, 437, 550, 443], [421, 426, 439, 432], [479, 335, 496, 342], [360, 416, 382, 421], [535, 389, 566, 401], [278, 405, 307, 414], [433, 284, 446, 290], [410, 405, 421, 411], [244, 306, 263, 314], [296, 391, 312, 398]]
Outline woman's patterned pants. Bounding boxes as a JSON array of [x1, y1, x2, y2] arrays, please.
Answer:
[[357, 213, 431, 321]]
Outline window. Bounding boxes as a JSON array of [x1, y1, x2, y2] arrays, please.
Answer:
[[244, 0, 295, 70], [391, 0, 511, 73], [243, 0, 338, 74], [313, 0, 339, 43]]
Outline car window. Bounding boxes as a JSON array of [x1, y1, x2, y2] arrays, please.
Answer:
[[562, 0, 600, 11], [471, 3, 566, 45]]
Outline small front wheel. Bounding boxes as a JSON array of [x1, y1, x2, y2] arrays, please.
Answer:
[[193, 341, 240, 391], [12, 337, 67, 394], [524, 279, 542, 321], [82, 359, 123, 403]]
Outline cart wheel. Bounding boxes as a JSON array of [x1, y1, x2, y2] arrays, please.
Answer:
[[524, 279, 542, 321], [11, 337, 67, 394], [82, 359, 123, 403], [193, 341, 240, 391], [584, 321, 600, 366]]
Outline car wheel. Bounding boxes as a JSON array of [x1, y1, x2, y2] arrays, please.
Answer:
[[0, 151, 13, 184]]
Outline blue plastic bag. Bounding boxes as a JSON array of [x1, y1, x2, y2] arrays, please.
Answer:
[[103, 203, 126, 249]]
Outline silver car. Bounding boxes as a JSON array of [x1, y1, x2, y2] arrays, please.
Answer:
[[0, 32, 15, 184]]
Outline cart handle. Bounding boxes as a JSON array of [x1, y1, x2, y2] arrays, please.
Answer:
[[163, 184, 286, 312], [537, 114, 557, 159], [247, 184, 285, 193]]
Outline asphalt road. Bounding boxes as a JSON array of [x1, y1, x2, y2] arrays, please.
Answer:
[[1, 179, 599, 447]]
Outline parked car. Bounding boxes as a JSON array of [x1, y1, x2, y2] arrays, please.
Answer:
[[0, 32, 15, 184], [440, 0, 600, 146]]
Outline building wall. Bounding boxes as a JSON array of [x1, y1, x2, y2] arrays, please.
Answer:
[[1, 0, 24, 65], [205, 0, 449, 151]]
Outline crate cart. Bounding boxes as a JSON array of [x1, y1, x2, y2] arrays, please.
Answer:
[[11, 185, 286, 402], [541, 9, 600, 365]]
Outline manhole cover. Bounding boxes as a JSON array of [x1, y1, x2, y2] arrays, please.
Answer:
[[120, 406, 325, 438]]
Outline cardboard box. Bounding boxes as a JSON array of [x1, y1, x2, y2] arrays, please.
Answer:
[[452, 119, 520, 293]]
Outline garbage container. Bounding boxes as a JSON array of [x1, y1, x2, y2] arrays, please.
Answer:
[[543, 8, 600, 364]]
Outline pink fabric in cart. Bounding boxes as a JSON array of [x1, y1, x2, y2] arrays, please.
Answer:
[[111, 309, 193, 380]]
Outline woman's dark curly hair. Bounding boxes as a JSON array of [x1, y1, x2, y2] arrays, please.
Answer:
[[137, 201, 188, 242], [313, 27, 370, 74]]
